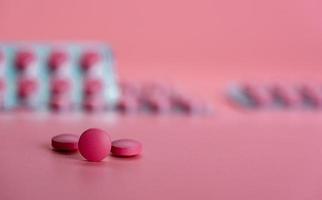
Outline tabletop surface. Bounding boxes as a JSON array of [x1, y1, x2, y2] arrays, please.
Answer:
[[1, 109, 322, 200]]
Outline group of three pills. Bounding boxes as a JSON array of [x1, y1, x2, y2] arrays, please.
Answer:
[[51, 128, 142, 162]]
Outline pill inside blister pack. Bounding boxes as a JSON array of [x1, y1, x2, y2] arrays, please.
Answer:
[[116, 81, 214, 115], [227, 82, 322, 110], [0, 43, 119, 111], [0, 43, 213, 115]]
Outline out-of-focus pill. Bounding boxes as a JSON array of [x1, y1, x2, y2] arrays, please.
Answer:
[[111, 139, 142, 157], [270, 84, 302, 107], [171, 94, 205, 114], [15, 50, 36, 71], [18, 78, 38, 98], [83, 96, 105, 112], [78, 128, 111, 162], [140, 93, 171, 113], [81, 51, 101, 70], [84, 79, 103, 96], [51, 78, 71, 95], [299, 84, 322, 107], [242, 83, 272, 107], [51, 134, 79, 152], [49, 51, 69, 71], [115, 95, 138, 113], [50, 95, 71, 111]]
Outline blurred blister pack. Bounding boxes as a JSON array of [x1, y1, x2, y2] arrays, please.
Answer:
[[0, 42, 119, 112]]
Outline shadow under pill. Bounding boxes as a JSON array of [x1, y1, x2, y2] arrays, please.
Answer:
[[51, 149, 79, 155], [110, 154, 142, 161], [79, 159, 111, 167], [40, 143, 81, 160]]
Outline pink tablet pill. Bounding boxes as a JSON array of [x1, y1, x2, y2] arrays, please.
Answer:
[[300, 84, 322, 107], [81, 51, 101, 70], [51, 79, 71, 95], [49, 51, 69, 71], [78, 128, 111, 162], [111, 139, 142, 157], [84, 79, 103, 96], [140, 93, 171, 113], [50, 95, 71, 111], [115, 95, 138, 113], [242, 83, 272, 107], [83, 96, 105, 112], [171, 94, 203, 114], [51, 134, 79, 152], [18, 78, 38, 98], [270, 84, 301, 107], [16, 50, 36, 71]]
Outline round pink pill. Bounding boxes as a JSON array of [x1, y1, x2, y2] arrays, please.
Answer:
[[271, 84, 301, 107], [84, 79, 103, 96], [78, 128, 111, 162], [81, 51, 101, 70], [51, 134, 79, 152], [49, 50, 69, 71], [83, 96, 105, 112], [111, 139, 142, 157], [51, 79, 71, 95], [115, 95, 138, 113], [16, 50, 36, 71], [242, 83, 272, 107], [50, 95, 71, 111], [18, 78, 38, 98]]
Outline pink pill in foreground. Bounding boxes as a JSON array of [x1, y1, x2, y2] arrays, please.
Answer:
[[111, 139, 142, 157], [78, 128, 111, 162], [51, 134, 79, 152]]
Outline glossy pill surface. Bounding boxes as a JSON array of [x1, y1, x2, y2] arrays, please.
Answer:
[[78, 128, 111, 162], [111, 139, 142, 157], [51, 134, 79, 152]]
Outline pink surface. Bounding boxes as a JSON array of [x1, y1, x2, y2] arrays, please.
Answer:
[[1, 112, 322, 200]]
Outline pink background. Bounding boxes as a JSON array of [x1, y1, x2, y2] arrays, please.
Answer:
[[1, 0, 322, 81]]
